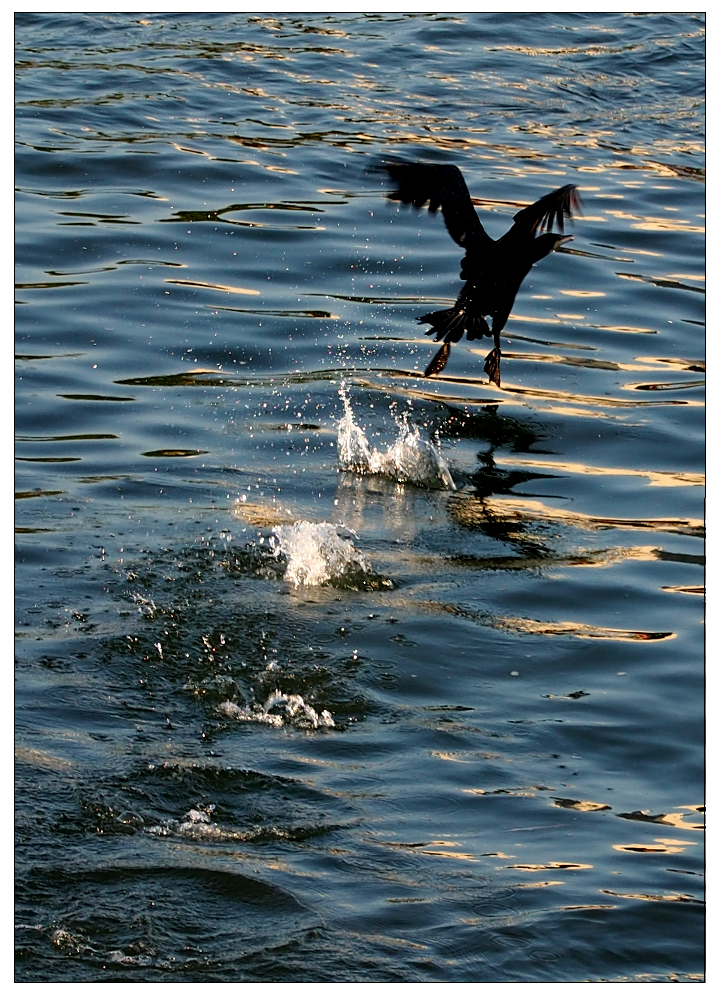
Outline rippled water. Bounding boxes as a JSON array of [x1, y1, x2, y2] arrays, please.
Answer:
[[15, 12, 704, 983]]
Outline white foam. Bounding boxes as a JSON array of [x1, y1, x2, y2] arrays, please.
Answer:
[[180, 807, 213, 827], [146, 804, 229, 841], [107, 951, 155, 967], [219, 690, 335, 729], [270, 519, 372, 587], [264, 690, 336, 728], [217, 700, 284, 727], [337, 385, 455, 490]]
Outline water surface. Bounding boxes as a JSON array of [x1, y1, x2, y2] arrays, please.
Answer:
[[15, 12, 704, 983]]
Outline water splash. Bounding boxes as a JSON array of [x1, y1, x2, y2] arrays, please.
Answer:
[[337, 385, 455, 489], [270, 519, 376, 587], [146, 804, 225, 840], [219, 690, 335, 729]]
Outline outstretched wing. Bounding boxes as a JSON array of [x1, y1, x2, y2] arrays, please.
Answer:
[[380, 162, 492, 251], [511, 184, 583, 237]]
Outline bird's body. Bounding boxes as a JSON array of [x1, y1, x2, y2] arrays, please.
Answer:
[[380, 163, 582, 383]]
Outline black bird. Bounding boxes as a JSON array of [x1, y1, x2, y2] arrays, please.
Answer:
[[381, 163, 582, 385]]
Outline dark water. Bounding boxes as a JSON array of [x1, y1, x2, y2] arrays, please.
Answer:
[[15, 12, 705, 983]]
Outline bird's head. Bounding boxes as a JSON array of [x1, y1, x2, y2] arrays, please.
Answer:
[[531, 232, 573, 263]]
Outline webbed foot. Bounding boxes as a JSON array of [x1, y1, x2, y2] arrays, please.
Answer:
[[424, 341, 451, 377], [483, 347, 501, 387]]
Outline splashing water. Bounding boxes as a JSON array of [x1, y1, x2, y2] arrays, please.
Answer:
[[146, 804, 226, 840], [270, 519, 374, 587], [219, 690, 336, 729], [337, 386, 455, 489]]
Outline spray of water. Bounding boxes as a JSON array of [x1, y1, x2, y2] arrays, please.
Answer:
[[270, 519, 373, 587], [219, 690, 335, 729], [337, 385, 455, 489]]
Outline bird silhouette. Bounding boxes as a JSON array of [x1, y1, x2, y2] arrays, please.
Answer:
[[380, 163, 582, 385]]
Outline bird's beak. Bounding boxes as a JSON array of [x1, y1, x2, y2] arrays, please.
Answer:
[[554, 235, 574, 250]]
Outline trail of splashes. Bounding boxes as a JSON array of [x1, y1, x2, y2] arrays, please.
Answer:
[[337, 385, 455, 490], [270, 519, 374, 587], [219, 690, 335, 729]]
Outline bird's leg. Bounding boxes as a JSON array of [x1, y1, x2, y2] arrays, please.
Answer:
[[424, 341, 451, 378], [483, 320, 504, 387]]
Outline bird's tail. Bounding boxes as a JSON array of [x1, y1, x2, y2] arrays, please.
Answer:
[[418, 305, 465, 343], [418, 304, 490, 343]]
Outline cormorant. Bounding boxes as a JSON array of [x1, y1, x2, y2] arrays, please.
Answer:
[[380, 163, 582, 385]]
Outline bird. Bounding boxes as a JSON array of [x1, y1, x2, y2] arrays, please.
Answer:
[[380, 162, 582, 385]]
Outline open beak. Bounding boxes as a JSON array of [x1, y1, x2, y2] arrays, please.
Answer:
[[554, 235, 574, 250]]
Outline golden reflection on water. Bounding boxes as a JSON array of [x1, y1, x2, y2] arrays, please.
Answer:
[[415, 371, 701, 411], [448, 494, 704, 538], [562, 904, 617, 911], [552, 799, 611, 812], [165, 278, 260, 295], [604, 209, 705, 234], [264, 164, 300, 175], [233, 498, 296, 527], [588, 325, 657, 334], [513, 880, 565, 889], [14, 12, 706, 982], [432, 752, 475, 765], [445, 546, 666, 572], [462, 788, 541, 798], [503, 346, 656, 369], [417, 843, 478, 861], [617, 808, 704, 831], [499, 456, 704, 489], [506, 862, 593, 871], [635, 357, 705, 372], [506, 312, 657, 335], [15, 746, 74, 771], [601, 890, 700, 904], [623, 379, 705, 393], [496, 617, 675, 642], [616, 271, 704, 293], [612, 838, 693, 854], [212, 304, 340, 319], [374, 838, 478, 862], [498, 382, 701, 409]]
